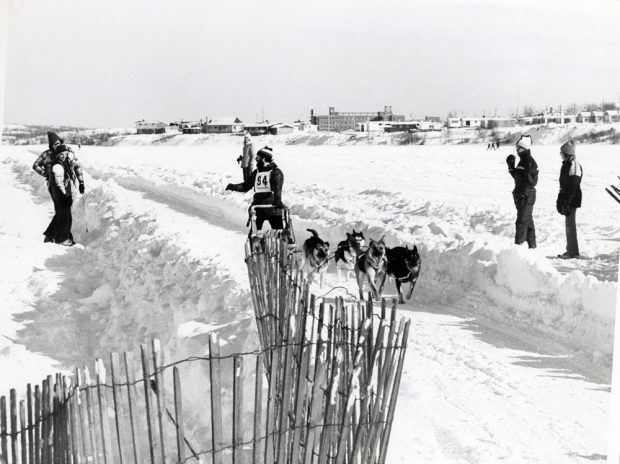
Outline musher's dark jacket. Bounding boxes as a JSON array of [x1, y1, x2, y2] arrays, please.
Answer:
[[228, 163, 283, 206]]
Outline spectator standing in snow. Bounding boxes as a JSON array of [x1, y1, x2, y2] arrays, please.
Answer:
[[556, 140, 583, 259], [33, 132, 84, 201], [39, 133, 85, 245], [237, 131, 255, 181], [226, 146, 285, 231], [506, 135, 538, 248]]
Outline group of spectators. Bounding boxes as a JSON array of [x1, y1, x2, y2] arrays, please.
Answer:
[[506, 135, 583, 259], [31, 130, 583, 260]]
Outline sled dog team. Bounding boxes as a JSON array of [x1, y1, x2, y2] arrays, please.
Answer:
[[301, 228, 421, 304]]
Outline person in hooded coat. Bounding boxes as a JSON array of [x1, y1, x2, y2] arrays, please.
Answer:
[[556, 140, 583, 258], [43, 140, 84, 245], [506, 135, 538, 248], [226, 146, 285, 231]]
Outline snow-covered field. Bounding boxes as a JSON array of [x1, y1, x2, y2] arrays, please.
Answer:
[[1, 141, 619, 463]]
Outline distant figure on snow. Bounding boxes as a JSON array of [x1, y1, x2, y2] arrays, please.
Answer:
[[34, 132, 85, 245], [237, 131, 255, 181], [226, 146, 285, 234], [556, 140, 582, 259], [506, 135, 538, 249]]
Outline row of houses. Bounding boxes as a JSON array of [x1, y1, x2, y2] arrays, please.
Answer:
[[136, 107, 620, 136], [518, 110, 620, 126], [135, 118, 318, 136]]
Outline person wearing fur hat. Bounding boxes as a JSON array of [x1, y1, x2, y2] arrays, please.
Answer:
[[506, 135, 538, 248], [226, 146, 285, 231], [556, 140, 583, 258], [34, 132, 85, 245]]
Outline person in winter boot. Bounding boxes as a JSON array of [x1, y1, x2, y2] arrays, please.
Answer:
[[33, 132, 85, 201], [236, 131, 256, 181], [226, 146, 285, 232], [556, 140, 582, 259], [506, 135, 538, 249], [43, 143, 83, 246]]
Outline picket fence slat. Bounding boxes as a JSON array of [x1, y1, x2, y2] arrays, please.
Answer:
[[123, 353, 139, 464], [208, 335, 223, 464], [151, 341, 166, 464], [140, 345, 156, 464]]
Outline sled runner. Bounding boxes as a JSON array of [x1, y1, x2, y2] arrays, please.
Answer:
[[248, 204, 296, 250]]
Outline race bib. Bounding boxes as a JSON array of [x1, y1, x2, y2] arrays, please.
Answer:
[[254, 172, 272, 193]]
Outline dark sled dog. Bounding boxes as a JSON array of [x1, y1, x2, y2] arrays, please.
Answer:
[[301, 229, 330, 286], [334, 229, 366, 280], [354, 237, 388, 300], [386, 245, 421, 304]]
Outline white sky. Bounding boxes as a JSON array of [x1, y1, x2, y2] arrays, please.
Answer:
[[2, 0, 620, 127]]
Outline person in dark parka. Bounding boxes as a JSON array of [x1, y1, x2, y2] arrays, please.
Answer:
[[506, 135, 538, 249], [226, 146, 285, 231], [556, 140, 582, 258]]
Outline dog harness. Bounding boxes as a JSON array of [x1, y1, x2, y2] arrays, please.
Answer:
[[359, 252, 386, 272]]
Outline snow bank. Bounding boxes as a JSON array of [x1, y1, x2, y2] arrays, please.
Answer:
[[8, 159, 257, 369], [70, 144, 618, 365]]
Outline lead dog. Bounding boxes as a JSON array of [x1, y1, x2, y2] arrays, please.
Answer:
[[386, 245, 421, 304], [334, 229, 366, 280], [354, 237, 387, 300], [301, 229, 330, 286]]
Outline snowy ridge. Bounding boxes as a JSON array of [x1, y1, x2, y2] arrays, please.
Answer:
[[9, 159, 257, 367]]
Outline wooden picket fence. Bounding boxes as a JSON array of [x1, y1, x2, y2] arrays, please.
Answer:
[[244, 231, 411, 463], [0, 232, 410, 464]]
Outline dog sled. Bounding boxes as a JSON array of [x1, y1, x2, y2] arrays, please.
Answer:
[[248, 204, 297, 251]]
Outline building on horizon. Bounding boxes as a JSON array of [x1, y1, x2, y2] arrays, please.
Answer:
[[135, 120, 166, 134], [310, 106, 404, 131], [203, 117, 244, 134]]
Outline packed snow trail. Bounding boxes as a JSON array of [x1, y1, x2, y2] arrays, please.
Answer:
[[1, 147, 615, 463]]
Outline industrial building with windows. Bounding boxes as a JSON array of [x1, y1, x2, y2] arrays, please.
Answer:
[[310, 106, 405, 131]]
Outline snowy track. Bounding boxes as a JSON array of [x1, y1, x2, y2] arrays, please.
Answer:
[[1, 145, 617, 463]]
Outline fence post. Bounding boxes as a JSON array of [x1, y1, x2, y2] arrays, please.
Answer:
[[82, 368, 99, 464], [109, 353, 123, 464], [252, 354, 264, 464], [1, 395, 7, 464], [150, 340, 167, 464], [33, 386, 40, 464], [208, 335, 223, 464], [232, 356, 244, 464], [94, 361, 108, 464], [26, 385, 33, 464], [123, 353, 139, 464], [72, 370, 85, 464], [10, 389, 18, 464], [20, 400, 27, 464], [172, 367, 184, 464], [139, 345, 156, 464]]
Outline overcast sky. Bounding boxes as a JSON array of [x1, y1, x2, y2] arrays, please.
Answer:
[[2, 0, 619, 127]]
